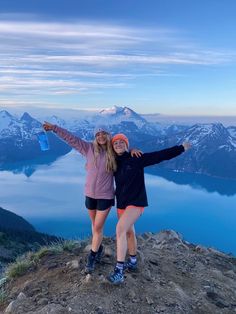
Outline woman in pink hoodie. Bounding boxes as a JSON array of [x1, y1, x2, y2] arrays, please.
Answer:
[[43, 122, 117, 273]]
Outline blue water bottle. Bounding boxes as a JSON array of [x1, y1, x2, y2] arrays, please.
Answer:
[[37, 131, 50, 151]]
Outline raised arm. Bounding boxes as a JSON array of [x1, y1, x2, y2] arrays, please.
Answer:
[[140, 143, 190, 168], [43, 122, 90, 156]]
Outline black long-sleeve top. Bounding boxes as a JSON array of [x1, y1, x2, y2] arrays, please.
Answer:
[[114, 145, 185, 209]]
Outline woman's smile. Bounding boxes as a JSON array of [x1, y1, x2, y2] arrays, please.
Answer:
[[96, 132, 108, 145], [113, 140, 127, 155]]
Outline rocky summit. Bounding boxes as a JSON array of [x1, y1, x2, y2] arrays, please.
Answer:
[[1, 230, 236, 314]]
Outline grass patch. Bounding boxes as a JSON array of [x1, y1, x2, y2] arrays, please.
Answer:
[[5, 259, 32, 279], [29, 247, 51, 263], [0, 278, 7, 305], [27, 240, 78, 263], [40, 239, 78, 254], [59, 239, 77, 252], [4, 239, 80, 280], [0, 286, 7, 305]]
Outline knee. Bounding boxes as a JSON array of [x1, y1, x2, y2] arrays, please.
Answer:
[[93, 223, 103, 234], [116, 224, 126, 239]]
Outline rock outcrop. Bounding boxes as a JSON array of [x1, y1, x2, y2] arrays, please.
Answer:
[[1, 230, 236, 314]]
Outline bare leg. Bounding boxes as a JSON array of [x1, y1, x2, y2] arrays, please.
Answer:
[[88, 208, 111, 252], [116, 207, 142, 262], [117, 211, 137, 256], [126, 225, 137, 256]]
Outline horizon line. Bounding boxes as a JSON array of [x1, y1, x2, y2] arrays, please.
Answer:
[[1, 105, 236, 118]]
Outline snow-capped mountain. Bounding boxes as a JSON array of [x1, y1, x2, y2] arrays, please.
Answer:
[[0, 111, 70, 163], [0, 110, 42, 140], [41, 105, 160, 136], [1, 107, 236, 179], [46, 115, 94, 136], [227, 126, 236, 139], [98, 106, 146, 126], [0, 110, 16, 132], [159, 124, 189, 137], [143, 123, 236, 179]]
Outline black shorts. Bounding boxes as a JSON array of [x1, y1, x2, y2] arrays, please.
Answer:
[[85, 196, 114, 211]]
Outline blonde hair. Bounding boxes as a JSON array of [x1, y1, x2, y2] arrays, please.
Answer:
[[93, 133, 117, 172]]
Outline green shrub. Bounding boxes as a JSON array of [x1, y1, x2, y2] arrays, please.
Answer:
[[5, 259, 32, 279], [0, 286, 6, 305], [30, 247, 51, 262], [60, 239, 77, 252], [4, 240, 79, 280], [45, 239, 78, 253]]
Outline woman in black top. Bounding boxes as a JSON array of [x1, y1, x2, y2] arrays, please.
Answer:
[[107, 133, 191, 284]]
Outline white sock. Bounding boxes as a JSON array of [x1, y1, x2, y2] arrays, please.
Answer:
[[129, 255, 137, 264]]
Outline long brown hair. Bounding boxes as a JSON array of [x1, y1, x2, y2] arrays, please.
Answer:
[[93, 133, 117, 172]]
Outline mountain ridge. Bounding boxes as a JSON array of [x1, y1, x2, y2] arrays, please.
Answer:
[[0, 107, 236, 179], [0, 207, 35, 232], [0, 207, 60, 271]]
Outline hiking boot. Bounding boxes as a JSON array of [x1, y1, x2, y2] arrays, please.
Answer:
[[85, 252, 96, 274], [95, 245, 104, 263], [107, 267, 124, 285], [124, 258, 137, 272]]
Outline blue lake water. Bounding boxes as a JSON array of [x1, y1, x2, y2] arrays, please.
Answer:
[[1, 151, 236, 255]]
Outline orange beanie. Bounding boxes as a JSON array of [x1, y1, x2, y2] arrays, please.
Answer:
[[111, 133, 129, 147]]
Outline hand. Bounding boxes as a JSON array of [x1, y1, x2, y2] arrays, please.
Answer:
[[182, 142, 191, 151], [43, 121, 55, 132], [130, 148, 143, 158]]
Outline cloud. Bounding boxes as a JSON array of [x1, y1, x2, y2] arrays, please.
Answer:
[[0, 16, 235, 104], [0, 18, 233, 64]]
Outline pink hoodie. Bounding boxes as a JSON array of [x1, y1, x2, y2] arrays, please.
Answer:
[[53, 126, 114, 199]]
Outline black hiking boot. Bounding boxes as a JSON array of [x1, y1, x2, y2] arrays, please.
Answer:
[[85, 252, 96, 274], [95, 245, 104, 263]]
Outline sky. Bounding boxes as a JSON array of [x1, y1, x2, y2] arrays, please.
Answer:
[[0, 0, 236, 115]]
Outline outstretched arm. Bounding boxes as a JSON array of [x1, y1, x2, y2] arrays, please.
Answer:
[[140, 143, 190, 167], [43, 122, 90, 156]]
